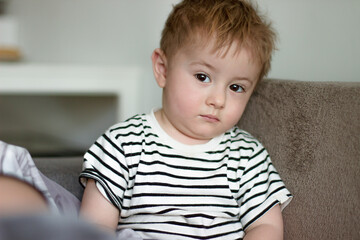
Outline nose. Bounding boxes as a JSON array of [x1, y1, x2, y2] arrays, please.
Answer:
[[206, 87, 226, 109]]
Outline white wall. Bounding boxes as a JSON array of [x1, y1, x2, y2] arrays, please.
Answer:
[[257, 0, 360, 83], [5, 0, 360, 113]]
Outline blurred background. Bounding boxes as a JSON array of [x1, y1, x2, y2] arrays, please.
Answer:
[[0, 0, 359, 156]]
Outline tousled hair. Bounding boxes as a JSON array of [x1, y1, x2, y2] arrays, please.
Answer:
[[160, 0, 277, 82]]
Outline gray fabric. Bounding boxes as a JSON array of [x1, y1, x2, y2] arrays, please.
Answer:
[[39, 171, 80, 215], [0, 214, 143, 240], [0, 214, 117, 240], [238, 79, 360, 239], [33, 156, 84, 200], [0, 141, 80, 216], [0, 141, 59, 213], [0, 141, 143, 239]]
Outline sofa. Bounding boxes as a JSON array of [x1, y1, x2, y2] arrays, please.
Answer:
[[33, 79, 360, 239]]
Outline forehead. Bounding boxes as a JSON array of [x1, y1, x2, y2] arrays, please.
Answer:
[[172, 34, 256, 65], [170, 33, 259, 65]]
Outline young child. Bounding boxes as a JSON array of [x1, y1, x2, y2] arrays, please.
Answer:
[[79, 0, 292, 239]]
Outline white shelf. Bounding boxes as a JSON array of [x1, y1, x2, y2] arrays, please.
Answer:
[[0, 64, 143, 120]]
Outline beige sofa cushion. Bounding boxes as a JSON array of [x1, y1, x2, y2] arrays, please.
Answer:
[[238, 79, 360, 239]]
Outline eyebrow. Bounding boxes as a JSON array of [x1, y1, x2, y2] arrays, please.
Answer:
[[189, 61, 217, 71]]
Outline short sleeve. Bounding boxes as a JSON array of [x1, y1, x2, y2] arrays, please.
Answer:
[[79, 129, 129, 210], [238, 143, 292, 229]]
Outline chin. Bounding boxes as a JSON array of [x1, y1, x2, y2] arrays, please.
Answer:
[[191, 132, 220, 142]]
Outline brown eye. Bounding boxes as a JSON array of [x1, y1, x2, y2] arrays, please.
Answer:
[[195, 73, 210, 83], [229, 84, 244, 93]]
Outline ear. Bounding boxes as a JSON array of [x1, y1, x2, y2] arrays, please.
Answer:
[[151, 48, 167, 88]]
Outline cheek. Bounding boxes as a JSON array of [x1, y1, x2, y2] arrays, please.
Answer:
[[174, 89, 200, 112], [163, 87, 191, 115], [171, 82, 202, 109], [224, 99, 249, 124], [226, 110, 244, 126]]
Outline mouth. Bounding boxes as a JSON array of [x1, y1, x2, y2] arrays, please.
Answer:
[[200, 114, 220, 123]]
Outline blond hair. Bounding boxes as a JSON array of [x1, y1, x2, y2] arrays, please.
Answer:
[[160, 0, 277, 82]]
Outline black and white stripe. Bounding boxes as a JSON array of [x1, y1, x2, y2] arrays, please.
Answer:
[[80, 112, 292, 239]]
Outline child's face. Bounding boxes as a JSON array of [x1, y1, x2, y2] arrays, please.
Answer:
[[153, 40, 260, 145]]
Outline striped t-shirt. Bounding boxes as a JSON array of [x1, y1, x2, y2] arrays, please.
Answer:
[[80, 111, 292, 240]]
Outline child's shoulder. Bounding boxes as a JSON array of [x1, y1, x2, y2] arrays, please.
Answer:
[[106, 113, 149, 136], [226, 126, 263, 149]]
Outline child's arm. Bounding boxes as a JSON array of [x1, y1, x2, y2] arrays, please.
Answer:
[[244, 204, 283, 240], [80, 179, 119, 232]]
